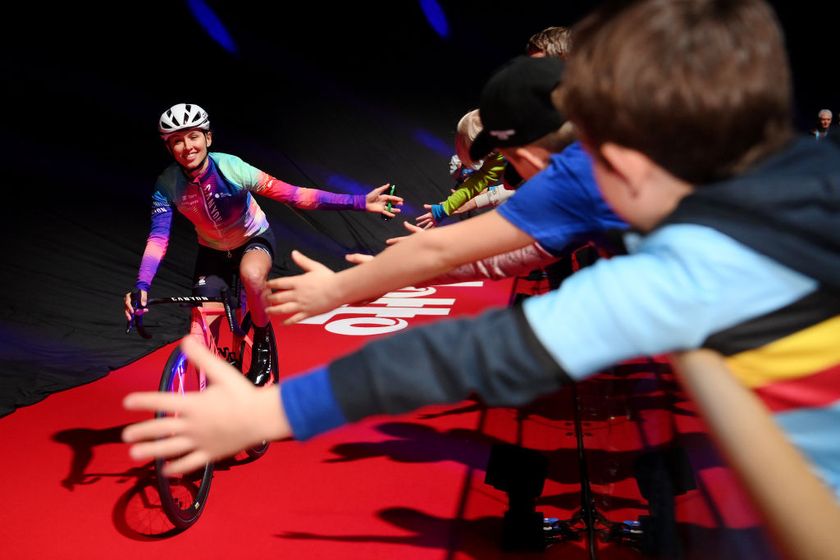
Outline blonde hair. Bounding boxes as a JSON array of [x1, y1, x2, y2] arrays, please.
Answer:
[[454, 109, 483, 167]]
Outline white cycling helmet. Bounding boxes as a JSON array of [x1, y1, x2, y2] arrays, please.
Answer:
[[158, 103, 210, 138]]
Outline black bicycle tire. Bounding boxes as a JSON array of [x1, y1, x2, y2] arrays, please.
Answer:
[[237, 312, 278, 459], [155, 346, 214, 530]]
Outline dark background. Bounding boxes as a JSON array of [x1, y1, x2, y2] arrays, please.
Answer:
[[0, 0, 836, 416]]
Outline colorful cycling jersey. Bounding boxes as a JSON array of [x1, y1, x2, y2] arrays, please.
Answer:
[[136, 152, 366, 291]]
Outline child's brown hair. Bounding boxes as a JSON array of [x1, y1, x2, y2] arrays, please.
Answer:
[[561, 0, 793, 184]]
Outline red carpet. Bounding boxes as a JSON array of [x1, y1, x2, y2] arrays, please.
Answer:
[[0, 278, 776, 559], [0, 280, 540, 560]]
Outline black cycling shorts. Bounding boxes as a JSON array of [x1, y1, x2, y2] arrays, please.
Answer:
[[192, 228, 276, 298]]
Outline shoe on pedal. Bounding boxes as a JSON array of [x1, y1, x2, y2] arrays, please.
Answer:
[[246, 329, 273, 386]]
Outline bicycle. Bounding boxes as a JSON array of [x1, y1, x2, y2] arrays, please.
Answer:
[[126, 277, 278, 530]]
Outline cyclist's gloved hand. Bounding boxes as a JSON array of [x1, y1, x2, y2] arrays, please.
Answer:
[[124, 289, 148, 321]]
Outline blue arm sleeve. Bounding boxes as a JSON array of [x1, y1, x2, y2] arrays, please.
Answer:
[[281, 366, 348, 440]]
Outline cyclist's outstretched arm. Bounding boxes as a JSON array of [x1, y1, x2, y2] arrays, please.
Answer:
[[253, 173, 402, 217], [218, 153, 402, 216]]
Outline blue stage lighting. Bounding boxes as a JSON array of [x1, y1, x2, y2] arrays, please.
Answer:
[[413, 129, 451, 157], [419, 0, 450, 39], [187, 0, 238, 54]]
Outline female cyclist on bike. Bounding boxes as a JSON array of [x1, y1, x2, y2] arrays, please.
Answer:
[[124, 103, 402, 385]]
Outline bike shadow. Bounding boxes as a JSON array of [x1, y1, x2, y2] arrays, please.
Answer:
[[52, 424, 258, 539], [52, 425, 129, 491]]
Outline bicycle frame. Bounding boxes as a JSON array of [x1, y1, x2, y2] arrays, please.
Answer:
[[127, 290, 256, 383], [190, 303, 254, 372], [125, 285, 275, 529]]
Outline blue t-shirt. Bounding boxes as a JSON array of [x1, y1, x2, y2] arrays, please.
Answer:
[[497, 142, 626, 255]]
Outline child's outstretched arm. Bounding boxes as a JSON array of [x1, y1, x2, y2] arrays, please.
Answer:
[[416, 153, 506, 228], [672, 350, 840, 560], [265, 210, 534, 324], [347, 226, 557, 285], [122, 337, 290, 475]]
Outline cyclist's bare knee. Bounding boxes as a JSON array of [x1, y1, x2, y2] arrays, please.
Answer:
[[240, 252, 271, 288]]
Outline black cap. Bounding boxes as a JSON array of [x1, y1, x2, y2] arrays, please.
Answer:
[[469, 56, 565, 162]]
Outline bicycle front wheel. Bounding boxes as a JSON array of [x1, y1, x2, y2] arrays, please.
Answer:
[[155, 346, 214, 530], [237, 313, 278, 458]]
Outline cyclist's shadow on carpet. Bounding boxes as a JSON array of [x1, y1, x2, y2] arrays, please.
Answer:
[[51, 425, 173, 539], [52, 425, 130, 490], [52, 424, 265, 539]]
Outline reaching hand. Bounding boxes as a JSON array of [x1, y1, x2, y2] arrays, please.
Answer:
[[265, 250, 340, 325], [365, 183, 403, 218], [345, 216, 424, 263], [415, 204, 438, 230], [122, 336, 290, 476], [385, 221, 424, 245], [124, 289, 148, 321]]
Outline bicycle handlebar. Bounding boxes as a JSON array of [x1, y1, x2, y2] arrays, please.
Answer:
[[126, 291, 247, 339]]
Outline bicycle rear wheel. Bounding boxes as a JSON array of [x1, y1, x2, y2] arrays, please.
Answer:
[[155, 346, 214, 530], [237, 312, 278, 458]]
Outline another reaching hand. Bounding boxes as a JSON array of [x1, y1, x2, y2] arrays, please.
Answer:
[[385, 221, 424, 245], [122, 337, 290, 476], [265, 250, 342, 325], [416, 203, 447, 229], [415, 207, 436, 229], [365, 183, 403, 218], [345, 221, 423, 264]]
